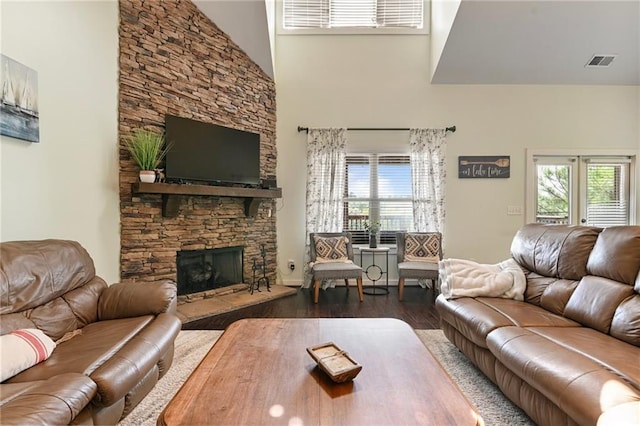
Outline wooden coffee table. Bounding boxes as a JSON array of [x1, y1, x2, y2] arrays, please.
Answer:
[[158, 318, 482, 425]]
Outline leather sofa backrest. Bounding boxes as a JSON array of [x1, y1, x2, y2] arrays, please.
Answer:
[[511, 224, 602, 279], [512, 224, 640, 347], [586, 226, 640, 285], [0, 240, 108, 340], [564, 226, 640, 346], [510, 224, 602, 314]]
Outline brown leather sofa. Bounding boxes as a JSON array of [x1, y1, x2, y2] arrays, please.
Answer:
[[436, 224, 640, 426], [0, 239, 182, 425]]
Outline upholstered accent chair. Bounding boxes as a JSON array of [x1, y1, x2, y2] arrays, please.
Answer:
[[396, 232, 443, 301], [309, 232, 364, 304]]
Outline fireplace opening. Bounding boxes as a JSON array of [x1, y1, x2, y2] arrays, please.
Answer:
[[176, 246, 244, 296]]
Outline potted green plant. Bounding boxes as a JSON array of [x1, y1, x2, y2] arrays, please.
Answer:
[[124, 129, 172, 183], [363, 220, 381, 248]]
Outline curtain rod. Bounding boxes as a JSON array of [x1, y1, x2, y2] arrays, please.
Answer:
[[297, 125, 456, 133]]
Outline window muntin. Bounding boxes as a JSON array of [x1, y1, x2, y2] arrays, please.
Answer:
[[344, 154, 412, 244]]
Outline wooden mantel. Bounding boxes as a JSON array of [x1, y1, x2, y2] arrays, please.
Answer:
[[132, 182, 282, 218]]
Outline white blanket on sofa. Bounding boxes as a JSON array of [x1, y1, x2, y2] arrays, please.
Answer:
[[439, 258, 526, 301]]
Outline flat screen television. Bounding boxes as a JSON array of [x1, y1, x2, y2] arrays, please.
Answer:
[[164, 114, 260, 186]]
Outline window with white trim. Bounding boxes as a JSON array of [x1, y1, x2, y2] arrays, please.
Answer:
[[527, 152, 636, 226], [283, 0, 424, 30], [344, 154, 413, 244]]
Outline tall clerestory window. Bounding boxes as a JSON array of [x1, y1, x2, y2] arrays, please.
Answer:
[[283, 0, 424, 30]]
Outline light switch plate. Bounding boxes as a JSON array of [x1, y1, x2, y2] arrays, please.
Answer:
[[507, 205, 523, 215]]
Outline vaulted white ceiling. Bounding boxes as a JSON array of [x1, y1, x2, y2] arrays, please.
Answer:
[[193, 0, 274, 79], [432, 0, 640, 85], [195, 0, 639, 86]]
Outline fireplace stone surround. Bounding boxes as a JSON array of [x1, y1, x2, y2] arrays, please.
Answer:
[[117, 0, 277, 290]]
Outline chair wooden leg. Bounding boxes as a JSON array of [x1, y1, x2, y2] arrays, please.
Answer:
[[398, 277, 405, 301], [356, 277, 364, 302], [432, 278, 440, 301], [314, 279, 321, 303], [344, 279, 350, 290]]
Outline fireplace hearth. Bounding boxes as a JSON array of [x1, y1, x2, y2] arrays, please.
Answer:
[[176, 246, 244, 296]]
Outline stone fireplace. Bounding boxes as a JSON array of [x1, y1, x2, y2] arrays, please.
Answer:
[[117, 0, 278, 291], [176, 246, 244, 296]]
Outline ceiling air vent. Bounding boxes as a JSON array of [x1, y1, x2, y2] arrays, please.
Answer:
[[585, 54, 617, 68]]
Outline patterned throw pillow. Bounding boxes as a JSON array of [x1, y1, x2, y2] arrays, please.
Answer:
[[0, 329, 56, 382], [314, 235, 349, 262], [404, 233, 441, 262]]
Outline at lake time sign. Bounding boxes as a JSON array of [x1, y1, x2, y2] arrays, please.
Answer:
[[458, 156, 510, 179]]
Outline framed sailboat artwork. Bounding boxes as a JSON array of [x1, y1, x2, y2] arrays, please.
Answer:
[[1, 54, 39, 143]]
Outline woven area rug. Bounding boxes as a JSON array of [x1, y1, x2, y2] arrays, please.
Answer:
[[120, 329, 534, 426]]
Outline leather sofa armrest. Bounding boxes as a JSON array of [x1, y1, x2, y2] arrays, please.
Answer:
[[598, 401, 640, 426], [98, 281, 177, 321], [0, 373, 96, 426]]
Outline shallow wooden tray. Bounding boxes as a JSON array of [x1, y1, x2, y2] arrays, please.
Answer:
[[306, 342, 362, 383]]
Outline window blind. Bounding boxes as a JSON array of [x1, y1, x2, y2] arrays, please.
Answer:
[[344, 154, 413, 244], [377, 0, 423, 27], [585, 160, 631, 227], [331, 0, 376, 27], [283, 0, 423, 29], [284, 0, 330, 29]]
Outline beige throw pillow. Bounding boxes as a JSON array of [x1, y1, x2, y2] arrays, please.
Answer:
[[0, 329, 56, 382], [404, 233, 440, 262], [314, 235, 349, 262]]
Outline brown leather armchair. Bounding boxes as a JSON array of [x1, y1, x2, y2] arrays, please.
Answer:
[[0, 239, 181, 425]]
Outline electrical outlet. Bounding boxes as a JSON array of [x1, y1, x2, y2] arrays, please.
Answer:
[[287, 260, 295, 271]]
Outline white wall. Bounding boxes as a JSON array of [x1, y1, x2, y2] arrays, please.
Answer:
[[0, 1, 120, 284], [275, 34, 640, 285]]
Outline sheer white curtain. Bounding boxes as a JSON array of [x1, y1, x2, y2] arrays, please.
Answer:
[[303, 128, 347, 286], [409, 128, 447, 232]]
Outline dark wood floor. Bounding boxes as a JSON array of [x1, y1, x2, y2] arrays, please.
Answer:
[[182, 285, 442, 330]]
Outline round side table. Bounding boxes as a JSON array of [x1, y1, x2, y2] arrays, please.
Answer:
[[358, 247, 390, 295]]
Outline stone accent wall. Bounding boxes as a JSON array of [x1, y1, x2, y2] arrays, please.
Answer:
[[118, 0, 277, 287]]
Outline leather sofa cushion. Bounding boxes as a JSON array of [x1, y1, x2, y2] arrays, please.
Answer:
[[0, 313, 38, 335], [487, 326, 640, 426], [587, 225, 640, 285], [0, 373, 96, 426], [19, 278, 107, 341], [7, 316, 153, 383], [510, 224, 601, 281], [564, 276, 635, 333], [477, 297, 581, 328], [598, 402, 640, 426], [436, 296, 580, 348], [6, 313, 180, 406], [526, 326, 640, 387], [523, 274, 579, 315], [436, 296, 515, 348], [0, 240, 97, 314], [611, 295, 640, 346]]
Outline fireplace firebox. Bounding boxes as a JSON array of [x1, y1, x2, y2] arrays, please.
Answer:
[[176, 246, 244, 296]]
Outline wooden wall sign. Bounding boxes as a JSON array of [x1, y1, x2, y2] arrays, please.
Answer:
[[458, 156, 510, 179]]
